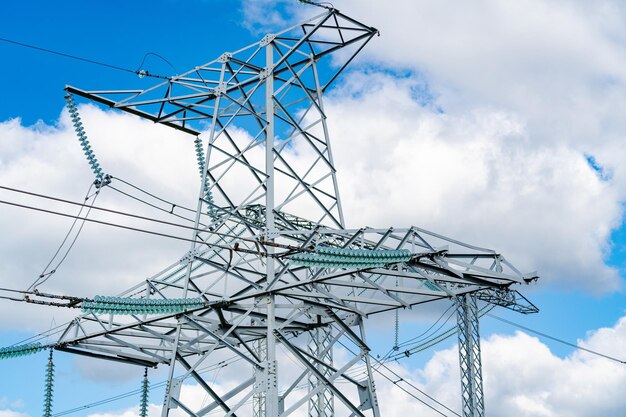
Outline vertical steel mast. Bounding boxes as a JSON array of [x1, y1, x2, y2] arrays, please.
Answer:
[[457, 293, 485, 417]]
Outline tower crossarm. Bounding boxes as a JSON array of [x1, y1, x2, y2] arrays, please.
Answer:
[[50, 221, 535, 363], [64, 8, 378, 137]]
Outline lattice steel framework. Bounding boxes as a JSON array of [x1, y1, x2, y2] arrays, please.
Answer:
[[44, 7, 540, 417], [457, 294, 485, 417]]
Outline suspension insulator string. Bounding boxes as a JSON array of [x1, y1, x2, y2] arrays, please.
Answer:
[[290, 246, 412, 268], [394, 277, 399, 350], [0, 342, 45, 359], [43, 349, 55, 417], [81, 295, 205, 315], [64, 93, 111, 188], [194, 137, 217, 220], [139, 367, 149, 417]]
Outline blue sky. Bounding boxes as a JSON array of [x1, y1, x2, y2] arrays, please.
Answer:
[[1, 1, 626, 416]]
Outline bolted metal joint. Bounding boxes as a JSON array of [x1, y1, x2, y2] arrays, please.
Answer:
[[218, 52, 232, 63], [260, 34, 275, 46]]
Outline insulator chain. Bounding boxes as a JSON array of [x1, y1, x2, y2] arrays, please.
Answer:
[[194, 137, 217, 220], [64, 93, 110, 188], [394, 277, 400, 350], [290, 246, 412, 268], [0, 342, 44, 359], [139, 367, 149, 417], [81, 295, 205, 315], [43, 349, 55, 417]]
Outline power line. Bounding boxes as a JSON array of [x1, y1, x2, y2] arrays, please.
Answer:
[[112, 176, 199, 215], [0, 184, 303, 253], [397, 304, 455, 348], [0, 198, 276, 259], [52, 355, 243, 416], [335, 336, 460, 417], [488, 313, 626, 365], [28, 182, 99, 291], [107, 184, 201, 225], [0, 36, 170, 79]]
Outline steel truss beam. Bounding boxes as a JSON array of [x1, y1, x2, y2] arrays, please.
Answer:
[[49, 7, 539, 417]]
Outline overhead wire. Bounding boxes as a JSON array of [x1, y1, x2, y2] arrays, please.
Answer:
[[396, 304, 456, 349], [135, 52, 178, 75], [107, 184, 201, 226], [0, 197, 208, 246], [28, 182, 100, 291], [335, 336, 460, 417], [385, 304, 495, 362], [0, 184, 302, 253], [112, 176, 199, 215], [0, 36, 171, 79], [488, 313, 626, 365]]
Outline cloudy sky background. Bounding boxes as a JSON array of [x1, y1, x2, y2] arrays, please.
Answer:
[[1, 0, 626, 416]]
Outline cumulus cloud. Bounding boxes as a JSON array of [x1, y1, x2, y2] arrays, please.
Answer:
[[0, 68, 621, 338], [0, 105, 201, 330], [370, 313, 626, 417], [69, 312, 626, 417], [322, 71, 622, 290], [0, 411, 29, 417], [241, 0, 626, 290], [87, 404, 160, 417]]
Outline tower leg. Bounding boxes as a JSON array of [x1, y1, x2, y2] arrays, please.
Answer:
[[456, 293, 485, 417], [253, 319, 267, 417], [308, 324, 334, 417]]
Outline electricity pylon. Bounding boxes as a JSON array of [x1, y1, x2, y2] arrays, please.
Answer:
[[55, 7, 538, 417]]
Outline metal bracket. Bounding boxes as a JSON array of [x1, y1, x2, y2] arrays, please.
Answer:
[[218, 52, 232, 63]]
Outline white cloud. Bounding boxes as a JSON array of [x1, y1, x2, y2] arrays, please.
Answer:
[[0, 105, 200, 330], [0, 70, 621, 337], [324, 71, 622, 290], [236, 0, 626, 290], [371, 313, 626, 417], [239, 0, 299, 35], [71, 312, 626, 417], [87, 404, 160, 417], [0, 410, 29, 417]]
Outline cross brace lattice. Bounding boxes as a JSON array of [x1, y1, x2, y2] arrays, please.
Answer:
[[47, 7, 539, 417]]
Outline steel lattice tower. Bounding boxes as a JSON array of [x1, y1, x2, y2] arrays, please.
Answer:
[[47, 7, 539, 417]]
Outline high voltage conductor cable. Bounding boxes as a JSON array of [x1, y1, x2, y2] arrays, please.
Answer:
[[0, 185, 302, 252], [28, 182, 100, 291], [488, 313, 626, 365], [107, 184, 201, 226], [372, 303, 456, 366], [387, 305, 494, 362], [0, 198, 272, 254], [336, 338, 460, 417], [0, 37, 171, 79], [112, 176, 200, 215], [396, 305, 456, 349]]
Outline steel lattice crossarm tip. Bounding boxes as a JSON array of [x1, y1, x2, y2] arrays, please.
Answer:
[[3, 6, 539, 417]]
